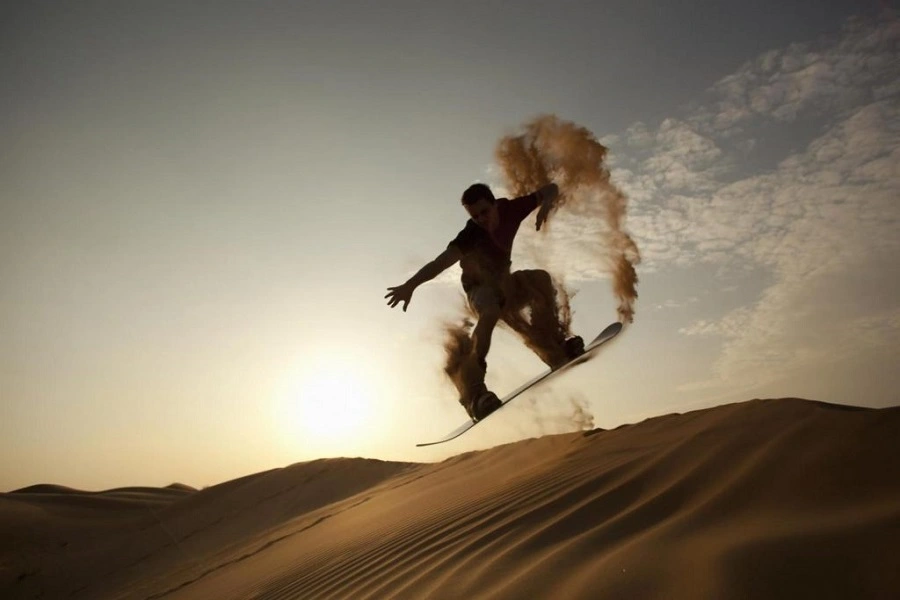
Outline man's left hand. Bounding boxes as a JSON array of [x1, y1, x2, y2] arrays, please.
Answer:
[[536, 198, 552, 231], [535, 183, 558, 231]]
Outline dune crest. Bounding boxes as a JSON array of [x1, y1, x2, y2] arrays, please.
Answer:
[[3, 398, 899, 599]]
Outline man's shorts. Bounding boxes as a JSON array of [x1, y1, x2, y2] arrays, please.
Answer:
[[465, 282, 507, 317]]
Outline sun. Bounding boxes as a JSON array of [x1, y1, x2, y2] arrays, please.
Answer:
[[280, 361, 376, 449]]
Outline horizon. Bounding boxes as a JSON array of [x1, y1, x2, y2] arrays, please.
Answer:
[[2, 2, 898, 491], [3, 396, 882, 494]]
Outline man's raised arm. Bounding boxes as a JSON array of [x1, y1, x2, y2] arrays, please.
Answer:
[[535, 183, 559, 231]]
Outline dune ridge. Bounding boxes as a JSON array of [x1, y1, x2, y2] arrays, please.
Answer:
[[2, 398, 899, 599]]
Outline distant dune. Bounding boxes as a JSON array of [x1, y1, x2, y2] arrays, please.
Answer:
[[2, 398, 899, 599]]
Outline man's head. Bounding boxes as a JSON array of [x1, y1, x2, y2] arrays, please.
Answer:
[[461, 183, 499, 232]]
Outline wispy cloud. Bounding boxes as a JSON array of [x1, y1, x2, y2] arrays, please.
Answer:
[[696, 16, 900, 133], [521, 14, 899, 391], [668, 15, 898, 390], [432, 14, 898, 399]]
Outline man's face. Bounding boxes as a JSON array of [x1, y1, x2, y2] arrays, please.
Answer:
[[465, 197, 499, 233]]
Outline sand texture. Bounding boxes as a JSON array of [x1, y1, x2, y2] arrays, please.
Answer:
[[3, 398, 899, 599]]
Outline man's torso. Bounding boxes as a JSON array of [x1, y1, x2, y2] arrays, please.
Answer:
[[448, 194, 538, 291]]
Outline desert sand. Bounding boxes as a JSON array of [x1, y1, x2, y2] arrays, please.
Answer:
[[2, 398, 899, 599]]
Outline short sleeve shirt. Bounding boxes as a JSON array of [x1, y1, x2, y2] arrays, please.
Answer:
[[448, 193, 539, 290]]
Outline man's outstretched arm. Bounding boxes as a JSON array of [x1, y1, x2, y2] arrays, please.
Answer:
[[385, 246, 462, 311]]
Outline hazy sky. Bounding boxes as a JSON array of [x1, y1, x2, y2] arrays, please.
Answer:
[[2, 1, 898, 491]]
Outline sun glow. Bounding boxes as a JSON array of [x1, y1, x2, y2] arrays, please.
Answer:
[[279, 360, 377, 451]]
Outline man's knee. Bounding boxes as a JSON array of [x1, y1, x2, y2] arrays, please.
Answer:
[[477, 301, 502, 324], [527, 269, 553, 289], [511, 269, 551, 290], [468, 286, 503, 320], [509, 269, 555, 306]]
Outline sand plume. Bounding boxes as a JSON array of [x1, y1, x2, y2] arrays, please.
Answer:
[[567, 393, 595, 430], [496, 115, 641, 323], [441, 316, 475, 382], [441, 315, 479, 404], [521, 391, 596, 435]]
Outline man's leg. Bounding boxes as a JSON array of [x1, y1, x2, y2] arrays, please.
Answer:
[[453, 285, 503, 419], [503, 270, 575, 369], [470, 286, 502, 369]]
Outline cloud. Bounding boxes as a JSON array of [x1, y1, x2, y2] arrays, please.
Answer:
[[695, 16, 900, 135], [428, 14, 899, 397], [615, 13, 900, 391], [654, 296, 699, 311]]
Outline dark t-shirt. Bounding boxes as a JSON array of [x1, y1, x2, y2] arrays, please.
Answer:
[[448, 193, 539, 291]]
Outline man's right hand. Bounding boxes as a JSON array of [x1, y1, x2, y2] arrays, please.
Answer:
[[385, 247, 460, 312], [385, 281, 416, 312]]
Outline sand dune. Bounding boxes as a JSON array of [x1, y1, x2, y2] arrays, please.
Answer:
[[3, 398, 899, 599]]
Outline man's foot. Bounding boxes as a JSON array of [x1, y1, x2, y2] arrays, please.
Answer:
[[564, 335, 585, 359], [463, 384, 502, 422], [549, 335, 586, 370]]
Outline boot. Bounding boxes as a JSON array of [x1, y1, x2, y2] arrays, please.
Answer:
[[564, 335, 585, 360], [463, 383, 502, 422], [549, 335, 586, 370]]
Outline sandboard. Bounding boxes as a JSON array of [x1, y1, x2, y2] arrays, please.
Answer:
[[416, 321, 623, 447]]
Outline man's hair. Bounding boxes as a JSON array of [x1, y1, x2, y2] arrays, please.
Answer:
[[461, 183, 495, 206]]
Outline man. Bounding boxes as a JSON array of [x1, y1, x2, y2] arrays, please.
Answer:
[[385, 183, 584, 421]]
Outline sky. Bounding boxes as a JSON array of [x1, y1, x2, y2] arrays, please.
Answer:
[[2, 1, 898, 491]]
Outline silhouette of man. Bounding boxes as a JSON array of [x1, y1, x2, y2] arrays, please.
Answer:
[[386, 182, 583, 421]]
